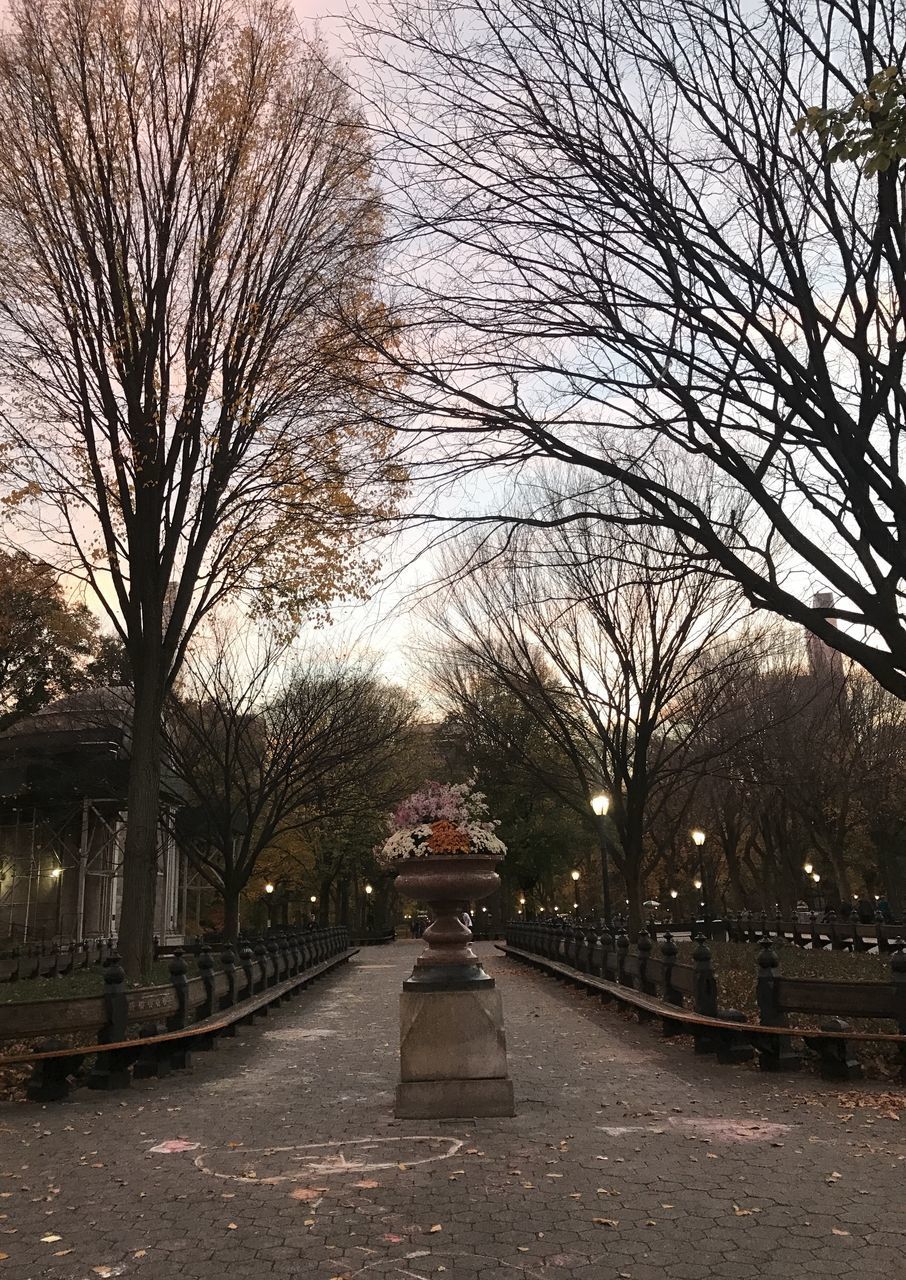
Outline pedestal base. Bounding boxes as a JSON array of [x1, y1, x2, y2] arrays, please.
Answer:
[[395, 1076, 515, 1118], [396, 986, 515, 1118]]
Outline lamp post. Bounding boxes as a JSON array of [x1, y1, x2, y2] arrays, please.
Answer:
[[364, 882, 374, 932], [590, 792, 613, 924], [691, 828, 706, 920], [571, 869, 581, 917], [264, 881, 274, 929], [50, 866, 63, 938]]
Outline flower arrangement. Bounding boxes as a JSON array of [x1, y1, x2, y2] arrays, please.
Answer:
[[376, 780, 507, 866]]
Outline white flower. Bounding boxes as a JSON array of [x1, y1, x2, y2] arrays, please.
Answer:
[[375, 820, 507, 866]]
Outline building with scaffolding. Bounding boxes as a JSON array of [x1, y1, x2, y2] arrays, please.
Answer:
[[0, 689, 187, 946]]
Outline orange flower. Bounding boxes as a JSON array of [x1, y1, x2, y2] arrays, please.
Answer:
[[426, 820, 471, 853]]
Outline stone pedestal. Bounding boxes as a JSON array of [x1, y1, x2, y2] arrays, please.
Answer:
[[395, 986, 515, 1118]]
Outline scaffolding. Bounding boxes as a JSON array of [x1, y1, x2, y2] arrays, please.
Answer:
[[0, 799, 185, 945]]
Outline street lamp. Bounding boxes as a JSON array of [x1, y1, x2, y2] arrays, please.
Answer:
[[50, 866, 63, 937], [264, 882, 275, 895], [803, 862, 813, 875], [590, 792, 613, 923], [690, 829, 706, 915], [571, 869, 581, 916], [670, 889, 678, 899], [310, 894, 317, 903]]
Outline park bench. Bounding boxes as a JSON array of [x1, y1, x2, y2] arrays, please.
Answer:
[[0, 926, 356, 1102], [502, 920, 906, 1080]]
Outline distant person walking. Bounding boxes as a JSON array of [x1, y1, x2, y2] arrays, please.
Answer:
[[461, 909, 473, 930]]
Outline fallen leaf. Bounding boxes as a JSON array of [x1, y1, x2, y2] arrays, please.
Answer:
[[353, 1180, 380, 1189], [832, 1228, 851, 1237], [53, 1250, 73, 1257], [227, 1223, 238, 1230], [428, 1224, 443, 1233], [592, 1218, 619, 1228], [383, 1234, 403, 1244], [149, 1140, 199, 1155], [41, 1235, 62, 1243], [733, 1205, 759, 1216], [290, 1188, 322, 1202], [133, 1250, 147, 1258]]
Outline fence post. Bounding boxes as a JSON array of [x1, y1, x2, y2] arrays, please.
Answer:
[[892, 941, 906, 1080], [196, 947, 215, 1021], [87, 954, 131, 1090], [253, 939, 269, 996], [691, 935, 718, 1054], [573, 928, 589, 973], [637, 929, 655, 995], [755, 936, 802, 1072], [165, 949, 192, 1070], [263, 936, 277, 986], [596, 925, 612, 979], [615, 929, 629, 985]]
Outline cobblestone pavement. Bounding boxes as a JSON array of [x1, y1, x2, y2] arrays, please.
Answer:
[[0, 943, 904, 1280]]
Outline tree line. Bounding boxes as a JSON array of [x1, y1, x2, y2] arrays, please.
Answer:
[[426, 513, 906, 925]]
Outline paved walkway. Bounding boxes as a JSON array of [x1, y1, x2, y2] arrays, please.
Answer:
[[0, 943, 903, 1279]]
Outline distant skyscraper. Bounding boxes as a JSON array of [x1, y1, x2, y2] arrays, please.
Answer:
[[806, 592, 844, 678]]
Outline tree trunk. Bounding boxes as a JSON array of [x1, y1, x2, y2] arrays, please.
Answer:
[[625, 863, 644, 940], [338, 878, 350, 926], [223, 887, 241, 941], [118, 679, 163, 981], [827, 849, 852, 902], [318, 876, 332, 925], [722, 840, 746, 911]]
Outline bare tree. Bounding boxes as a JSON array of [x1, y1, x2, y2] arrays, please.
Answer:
[[357, 0, 906, 698], [166, 629, 416, 939], [0, 0, 397, 975], [430, 515, 753, 931]]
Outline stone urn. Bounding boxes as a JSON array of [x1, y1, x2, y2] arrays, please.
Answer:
[[394, 853, 503, 991]]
